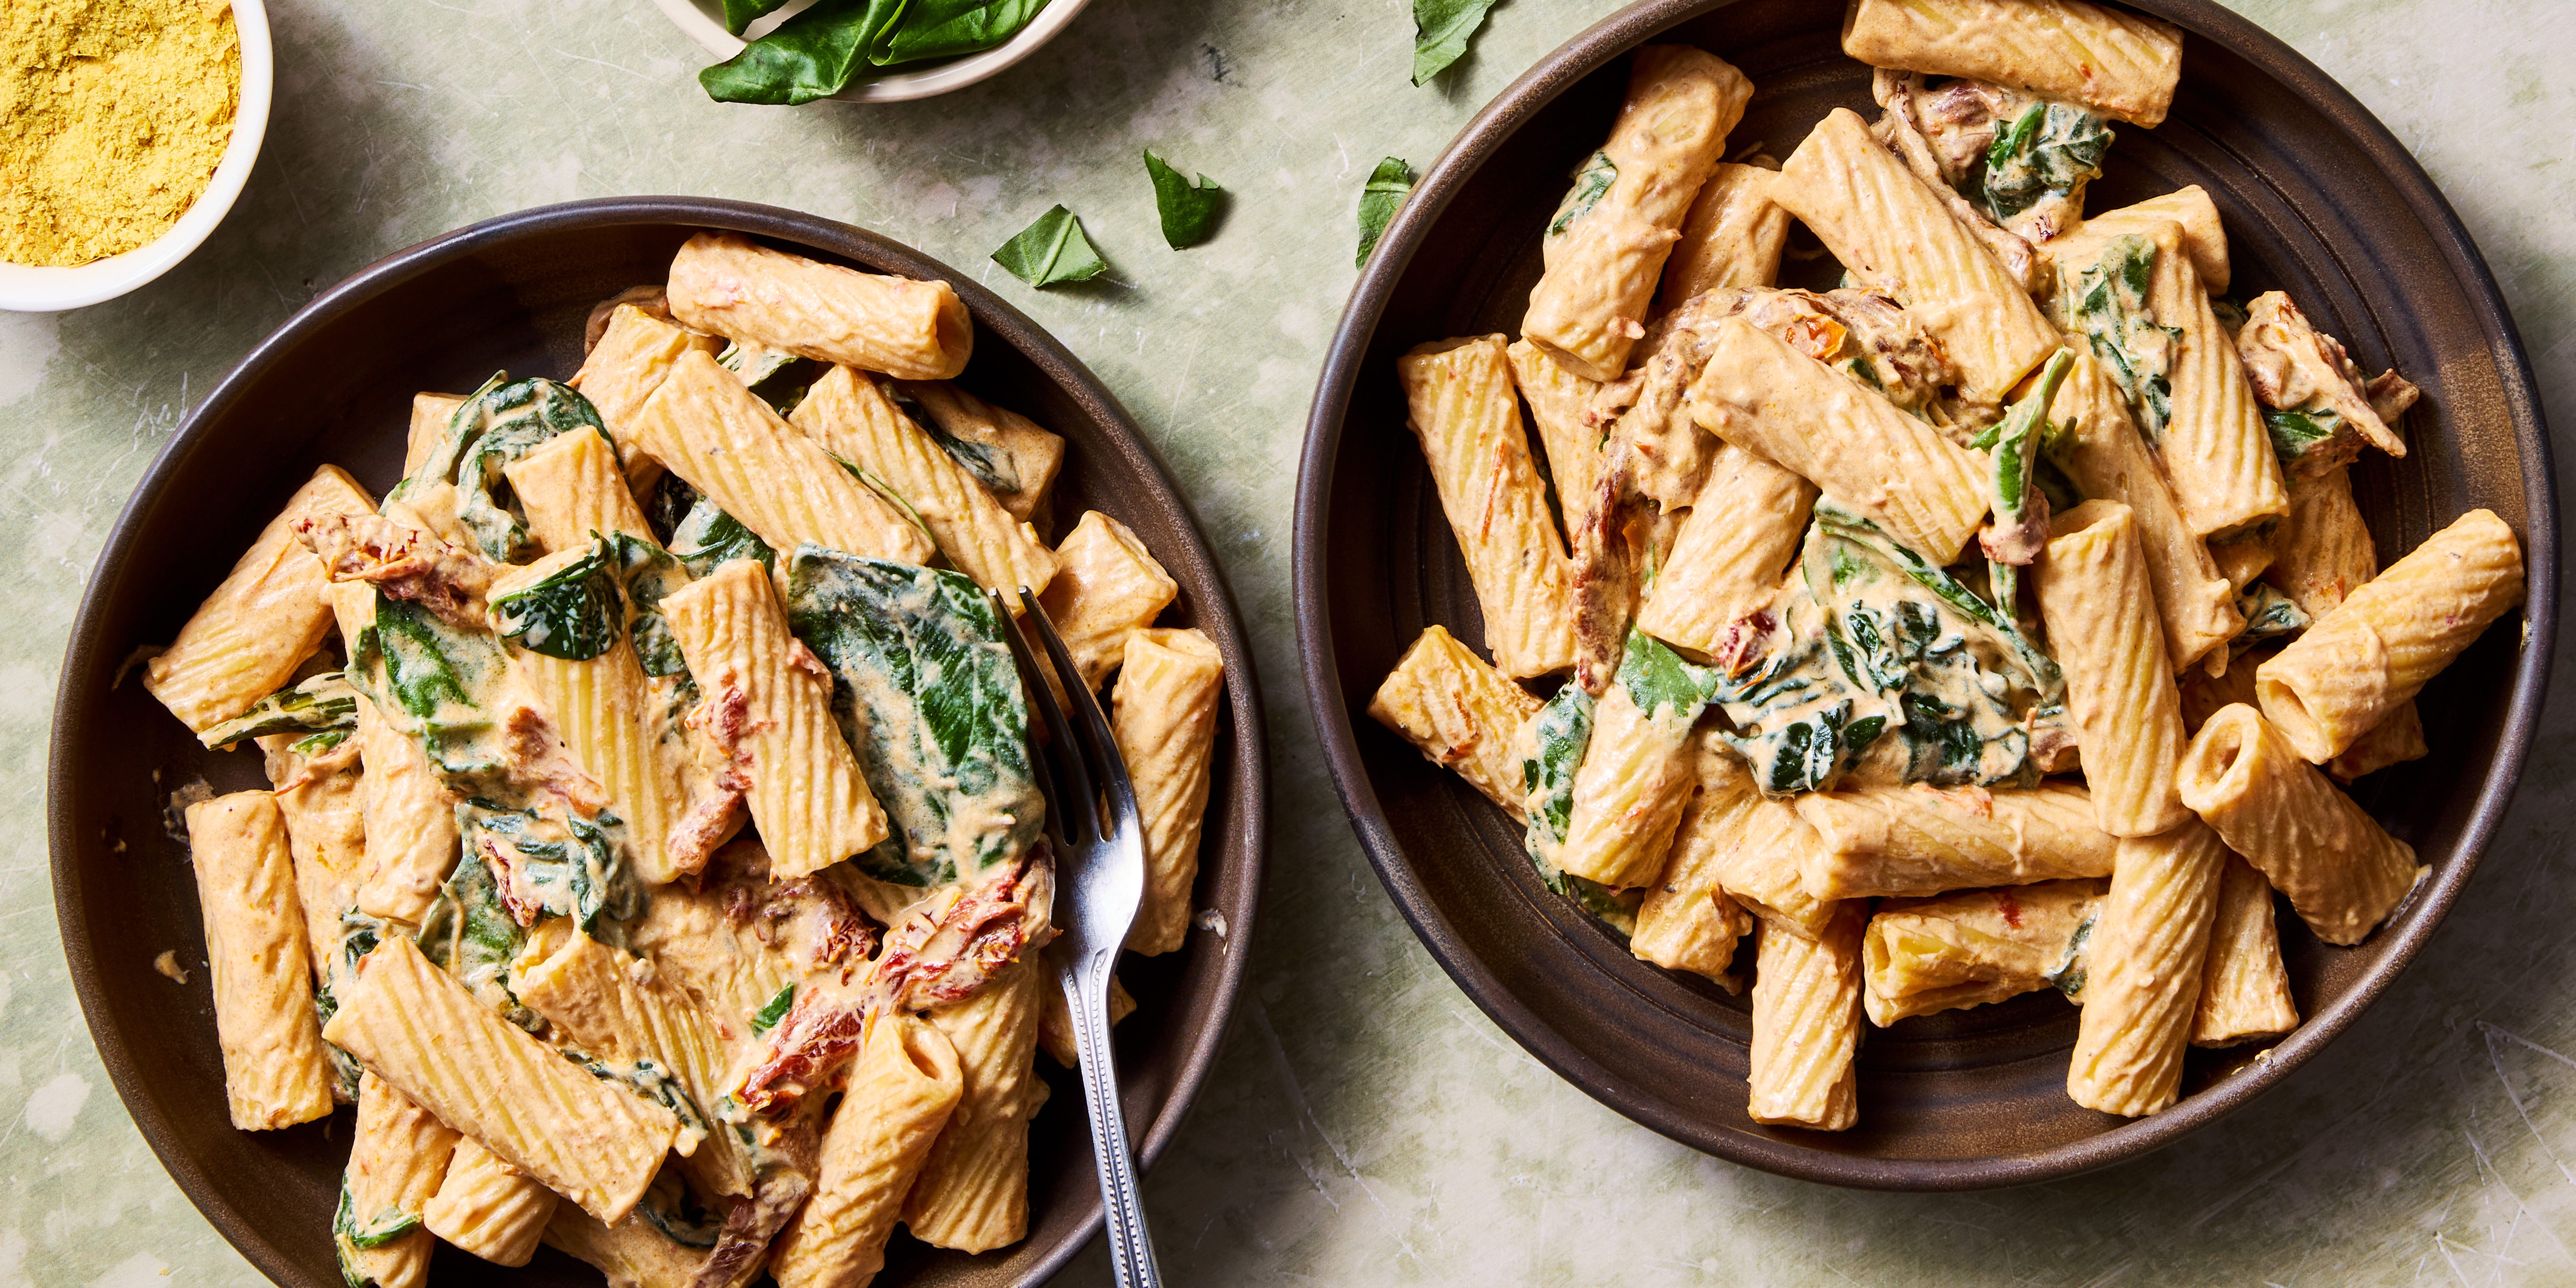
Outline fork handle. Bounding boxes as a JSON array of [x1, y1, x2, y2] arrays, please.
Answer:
[[1061, 946, 1162, 1288]]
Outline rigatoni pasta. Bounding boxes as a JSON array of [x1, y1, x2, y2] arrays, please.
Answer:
[[185, 791, 335, 1130], [1795, 783, 2118, 900], [2175, 704, 2425, 946], [1633, 441, 1815, 658], [1657, 162, 1791, 308], [1398, 335, 1580, 677], [1522, 46, 1751, 381], [2191, 855, 2300, 1048], [2065, 821, 2224, 1117], [1036, 510, 1178, 691], [1368, 625, 1545, 817], [1113, 627, 1225, 956], [1839, 0, 2185, 126], [667, 230, 971, 380], [2033, 501, 2190, 837], [770, 1015, 963, 1288], [1747, 906, 1865, 1130], [1862, 880, 2103, 1025]]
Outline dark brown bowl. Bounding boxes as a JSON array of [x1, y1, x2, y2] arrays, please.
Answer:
[[50, 198, 1266, 1284], [1296, 0, 2557, 1189]]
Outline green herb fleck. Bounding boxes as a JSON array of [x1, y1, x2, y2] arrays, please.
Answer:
[[1356, 157, 1415, 268], [334, 1186, 421, 1251], [490, 540, 624, 662], [992, 205, 1108, 288], [751, 984, 796, 1034], [1978, 102, 2113, 223], [1548, 151, 1618, 236], [204, 672, 359, 748], [2061, 235, 2180, 441], [1144, 150, 1225, 249], [2264, 406, 2343, 464]]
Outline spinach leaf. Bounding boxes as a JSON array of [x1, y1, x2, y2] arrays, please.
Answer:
[[1978, 102, 2112, 222], [874, 0, 1049, 66], [2264, 406, 2342, 464], [311, 984, 363, 1103], [415, 838, 535, 1027], [669, 498, 777, 580], [204, 671, 358, 747], [1813, 502, 2061, 690], [1548, 150, 1617, 237], [887, 384, 1016, 495], [491, 541, 624, 662], [634, 1169, 725, 1248], [646, 473, 698, 547], [718, 339, 801, 392], [1515, 685, 1640, 937], [290, 728, 353, 757], [700, 0, 902, 106], [2061, 235, 2180, 441], [334, 1186, 421, 1251], [1618, 628, 1720, 721], [2047, 906, 2097, 1001], [1144, 150, 1225, 249], [781, 546, 1044, 890], [403, 376, 608, 563], [1977, 348, 2074, 611], [1356, 157, 1415, 268], [750, 983, 795, 1034], [992, 205, 1108, 288], [602, 532, 690, 679], [721, 0, 795, 35], [1412, 0, 1501, 84]]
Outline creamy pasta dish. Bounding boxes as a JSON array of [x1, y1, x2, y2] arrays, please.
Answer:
[[142, 232, 1226, 1286], [1371, 0, 2526, 1130]]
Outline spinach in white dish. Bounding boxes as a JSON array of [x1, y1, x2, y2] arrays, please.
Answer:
[[700, 0, 1054, 106]]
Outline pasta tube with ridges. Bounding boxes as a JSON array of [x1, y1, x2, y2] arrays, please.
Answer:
[[1504, 339, 1606, 541], [2262, 465, 2378, 620], [1658, 162, 1791, 308], [2256, 509, 2524, 762], [1367, 625, 1544, 818], [1863, 880, 2105, 1026], [505, 427, 662, 554], [2035, 501, 2192, 836], [422, 1138, 556, 1268], [1634, 441, 1815, 658], [663, 559, 889, 879], [147, 465, 377, 735], [1038, 510, 1178, 691], [2190, 854, 2300, 1047], [668, 231, 971, 381], [1555, 680, 1699, 890], [338, 1073, 458, 1288], [1522, 46, 1751, 381], [185, 791, 335, 1129], [1114, 628, 1225, 956], [771, 1014, 964, 1288], [1839, 0, 2185, 127], [2175, 704, 2423, 946], [891, 382, 1066, 525], [1794, 782, 2119, 900], [1631, 742, 1758, 983], [904, 959, 1045, 1253], [630, 348, 936, 566], [1398, 335, 1580, 677], [2066, 820, 2225, 1116], [1774, 107, 2061, 400], [791, 365, 1059, 597], [1749, 905, 1866, 1130], [323, 934, 680, 1224], [2067, 187, 2229, 292], [404, 393, 466, 479], [570, 304, 723, 493]]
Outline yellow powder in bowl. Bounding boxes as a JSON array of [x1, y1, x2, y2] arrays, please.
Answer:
[[1, 0, 241, 268]]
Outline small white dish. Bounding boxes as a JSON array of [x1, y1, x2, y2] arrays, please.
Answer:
[[0, 0, 273, 314], [650, 0, 1094, 103]]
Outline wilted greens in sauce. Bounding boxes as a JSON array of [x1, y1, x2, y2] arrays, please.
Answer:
[[401, 376, 609, 563], [1715, 505, 2066, 795], [669, 498, 777, 580], [1516, 684, 1640, 936], [2233, 584, 2309, 652], [2264, 406, 2342, 466], [781, 546, 1042, 891], [1549, 151, 1618, 237], [416, 845, 535, 1029], [203, 670, 358, 748], [491, 543, 623, 662], [1977, 101, 2112, 224], [2060, 235, 2179, 441]]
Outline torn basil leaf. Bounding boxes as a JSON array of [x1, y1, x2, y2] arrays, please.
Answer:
[[1411, 0, 1501, 85], [751, 983, 795, 1034], [1978, 101, 2112, 223], [204, 671, 359, 748], [1548, 150, 1617, 237], [1356, 157, 1415, 268], [1144, 150, 1225, 249], [721, 0, 795, 35], [2059, 235, 2180, 441], [491, 541, 624, 662], [782, 547, 1043, 890], [668, 498, 777, 580], [402, 375, 608, 563], [2264, 406, 2342, 465], [992, 205, 1108, 288], [1516, 685, 1640, 936]]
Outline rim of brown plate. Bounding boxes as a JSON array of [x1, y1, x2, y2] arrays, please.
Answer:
[[50, 196, 1266, 1282], [1294, 0, 2558, 1190]]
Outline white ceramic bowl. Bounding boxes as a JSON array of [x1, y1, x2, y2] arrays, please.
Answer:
[[0, 0, 272, 314], [650, 0, 1094, 103]]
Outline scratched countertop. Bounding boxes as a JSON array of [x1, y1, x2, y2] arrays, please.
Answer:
[[5, 0, 2573, 1284]]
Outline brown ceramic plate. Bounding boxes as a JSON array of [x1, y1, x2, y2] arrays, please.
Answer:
[[1296, 0, 2557, 1189], [52, 198, 1265, 1284]]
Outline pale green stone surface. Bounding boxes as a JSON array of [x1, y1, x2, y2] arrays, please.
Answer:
[[3, 0, 2572, 1284]]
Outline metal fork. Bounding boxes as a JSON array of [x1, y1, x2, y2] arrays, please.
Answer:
[[992, 588, 1163, 1288]]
